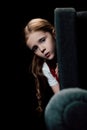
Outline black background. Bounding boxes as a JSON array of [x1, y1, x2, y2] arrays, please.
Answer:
[[2, 0, 87, 129]]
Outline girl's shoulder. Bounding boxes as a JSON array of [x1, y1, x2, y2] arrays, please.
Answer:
[[42, 62, 50, 72]]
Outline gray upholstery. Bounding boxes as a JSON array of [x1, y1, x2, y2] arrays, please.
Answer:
[[44, 8, 87, 130], [45, 88, 87, 130], [54, 8, 79, 89]]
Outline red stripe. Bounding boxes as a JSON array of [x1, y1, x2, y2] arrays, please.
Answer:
[[50, 68, 59, 82]]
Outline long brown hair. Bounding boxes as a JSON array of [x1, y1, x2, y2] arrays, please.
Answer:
[[24, 18, 55, 113]]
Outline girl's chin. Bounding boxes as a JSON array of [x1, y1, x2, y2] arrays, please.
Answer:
[[47, 54, 55, 60]]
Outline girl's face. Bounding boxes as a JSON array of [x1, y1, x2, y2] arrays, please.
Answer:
[[26, 31, 56, 60]]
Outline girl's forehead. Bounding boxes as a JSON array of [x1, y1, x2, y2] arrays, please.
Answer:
[[27, 31, 48, 44], [27, 31, 47, 48], [29, 31, 46, 39]]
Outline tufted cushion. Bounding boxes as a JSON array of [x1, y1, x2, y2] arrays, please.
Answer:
[[45, 88, 87, 130], [64, 101, 87, 130]]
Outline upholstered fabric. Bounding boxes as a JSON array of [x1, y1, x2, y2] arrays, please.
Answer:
[[44, 8, 87, 130], [45, 88, 87, 130], [54, 8, 79, 89]]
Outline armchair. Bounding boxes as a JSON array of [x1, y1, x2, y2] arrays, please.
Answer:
[[44, 8, 87, 130]]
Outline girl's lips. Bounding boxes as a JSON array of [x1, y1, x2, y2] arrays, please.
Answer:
[[45, 52, 50, 58]]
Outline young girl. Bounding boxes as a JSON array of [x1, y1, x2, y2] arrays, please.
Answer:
[[24, 18, 60, 113]]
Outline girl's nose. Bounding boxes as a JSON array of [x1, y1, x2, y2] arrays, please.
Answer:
[[39, 46, 46, 53]]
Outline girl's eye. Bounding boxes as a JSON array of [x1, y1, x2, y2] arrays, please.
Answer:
[[32, 45, 38, 52], [40, 37, 45, 43]]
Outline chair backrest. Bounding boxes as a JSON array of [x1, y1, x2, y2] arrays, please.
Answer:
[[54, 8, 87, 89]]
